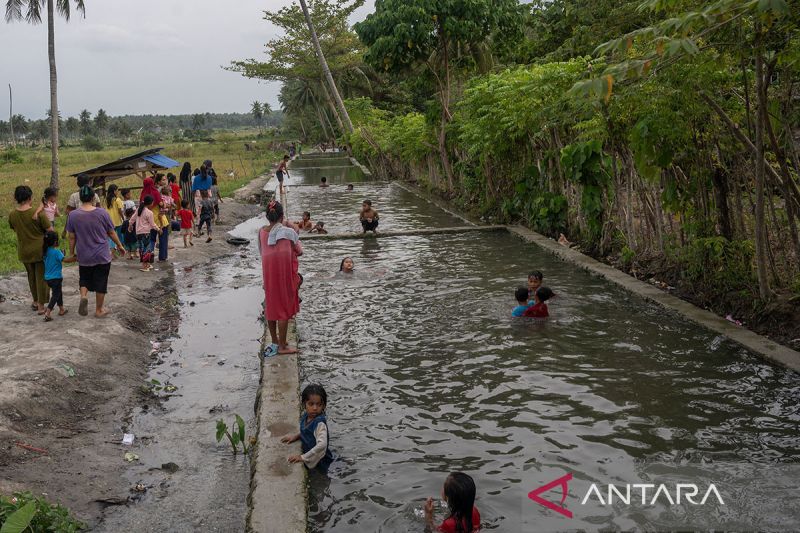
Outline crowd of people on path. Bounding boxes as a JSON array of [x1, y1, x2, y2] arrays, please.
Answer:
[[7, 158, 228, 320]]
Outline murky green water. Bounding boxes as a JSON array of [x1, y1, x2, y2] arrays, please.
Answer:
[[287, 161, 800, 532]]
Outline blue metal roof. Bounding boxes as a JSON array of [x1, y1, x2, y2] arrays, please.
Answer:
[[143, 153, 179, 169]]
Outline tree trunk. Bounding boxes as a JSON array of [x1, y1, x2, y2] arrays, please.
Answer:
[[47, 0, 60, 189], [753, 27, 771, 299], [298, 0, 353, 133], [710, 165, 733, 240], [437, 30, 455, 191], [318, 79, 344, 133]]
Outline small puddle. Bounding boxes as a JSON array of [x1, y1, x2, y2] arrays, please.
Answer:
[[97, 219, 265, 532]]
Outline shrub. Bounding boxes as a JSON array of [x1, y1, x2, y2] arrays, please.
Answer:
[[81, 135, 103, 151], [0, 148, 24, 165], [680, 237, 756, 295], [0, 492, 85, 532]]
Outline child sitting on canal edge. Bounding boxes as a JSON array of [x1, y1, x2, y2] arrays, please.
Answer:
[[424, 472, 481, 533], [523, 286, 554, 318], [512, 286, 531, 317], [281, 384, 334, 472], [360, 199, 379, 234], [43, 230, 75, 321]]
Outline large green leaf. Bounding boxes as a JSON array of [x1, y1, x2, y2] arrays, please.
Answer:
[[0, 502, 36, 533]]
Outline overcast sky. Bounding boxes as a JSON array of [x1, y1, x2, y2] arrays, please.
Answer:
[[0, 0, 372, 120]]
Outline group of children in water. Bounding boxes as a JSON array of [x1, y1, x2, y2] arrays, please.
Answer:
[[512, 270, 555, 318]]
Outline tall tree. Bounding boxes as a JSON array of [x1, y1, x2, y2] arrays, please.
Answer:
[[229, 0, 364, 138], [94, 108, 109, 136], [251, 101, 263, 130], [297, 0, 353, 133], [78, 108, 92, 136], [5, 0, 86, 189], [355, 0, 522, 188]]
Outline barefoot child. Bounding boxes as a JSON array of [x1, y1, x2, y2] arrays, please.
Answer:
[[360, 199, 379, 234], [42, 230, 75, 321], [281, 384, 334, 472], [198, 190, 215, 243], [512, 286, 531, 317], [177, 200, 195, 247], [211, 176, 223, 223], [424, 472, 481, 533], [121, 208, 139, 259], [130, 195, 160, 272], [523, 286, 554, 318], [276, 155, 290, 191]]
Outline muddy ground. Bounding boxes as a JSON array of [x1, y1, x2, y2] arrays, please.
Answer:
[[0, 176, 268, 527]]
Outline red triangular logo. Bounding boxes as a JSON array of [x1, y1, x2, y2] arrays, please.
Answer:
[[528, 472, 573, 518]]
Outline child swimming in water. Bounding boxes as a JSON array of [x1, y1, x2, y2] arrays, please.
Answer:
[[523, 286, 554, 318], [310, 221, 327, 234], [360, 199, 379, 234], [281, 384, 334, 472], [424, 472, 481, 533], [339, 257, 354, 274], [297, 211, 313, 231], [512, 287, 531, 317], [527, 270, 543, 301]]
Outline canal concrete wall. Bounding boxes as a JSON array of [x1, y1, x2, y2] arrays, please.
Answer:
[[509, 226, 800, 373], [247, 323, 306, 533]]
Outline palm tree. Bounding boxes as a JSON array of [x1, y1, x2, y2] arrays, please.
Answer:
[[5, 0, 86, 189], [297, 0, 353, 134]]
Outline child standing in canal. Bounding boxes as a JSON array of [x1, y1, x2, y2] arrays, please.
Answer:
[[512, 286, 531, 317], [281, 384, 334, 472], [527, 271, 543, 301], [424, 472, 481, 533], [360, 199, 379, 234]]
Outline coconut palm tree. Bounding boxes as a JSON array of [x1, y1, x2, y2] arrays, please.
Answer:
[[297, 0, 353, 133], [5, 0, 86, 189]]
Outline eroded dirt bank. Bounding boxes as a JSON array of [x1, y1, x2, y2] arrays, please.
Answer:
[[0, 176, 268, 527]]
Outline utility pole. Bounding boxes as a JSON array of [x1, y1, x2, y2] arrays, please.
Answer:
[[9, 84, 15, 147]]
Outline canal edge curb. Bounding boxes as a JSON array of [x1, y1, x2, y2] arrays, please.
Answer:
[[247, 321, 307, 533], [508, 226, 800, 373]]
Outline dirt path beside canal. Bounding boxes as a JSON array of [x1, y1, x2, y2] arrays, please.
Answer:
[[0, 175, 269, 527]]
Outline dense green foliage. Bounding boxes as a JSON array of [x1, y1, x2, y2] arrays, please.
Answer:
[[337, 0, 800, 310]]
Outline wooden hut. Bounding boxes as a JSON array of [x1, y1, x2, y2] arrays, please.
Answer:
[[72, 148, 180, 194]]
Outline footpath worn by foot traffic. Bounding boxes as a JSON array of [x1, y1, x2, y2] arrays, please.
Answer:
[[0, 175, 270, 526]]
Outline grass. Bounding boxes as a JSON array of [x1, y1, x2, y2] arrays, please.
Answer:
[[1, 132, 281, 273]]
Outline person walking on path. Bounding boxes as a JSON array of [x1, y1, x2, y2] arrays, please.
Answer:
[[8, 185, 52, 314], [259, 200, 302, 356], [179, 162, 193, 212], [192, 165, 213, 231], [66, 185, 126, 317]]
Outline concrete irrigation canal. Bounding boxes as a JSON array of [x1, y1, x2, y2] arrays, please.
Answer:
[[3, 153, 799, 532]]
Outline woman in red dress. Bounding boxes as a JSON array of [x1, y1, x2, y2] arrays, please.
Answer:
[[259, 200, 303, 356]]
